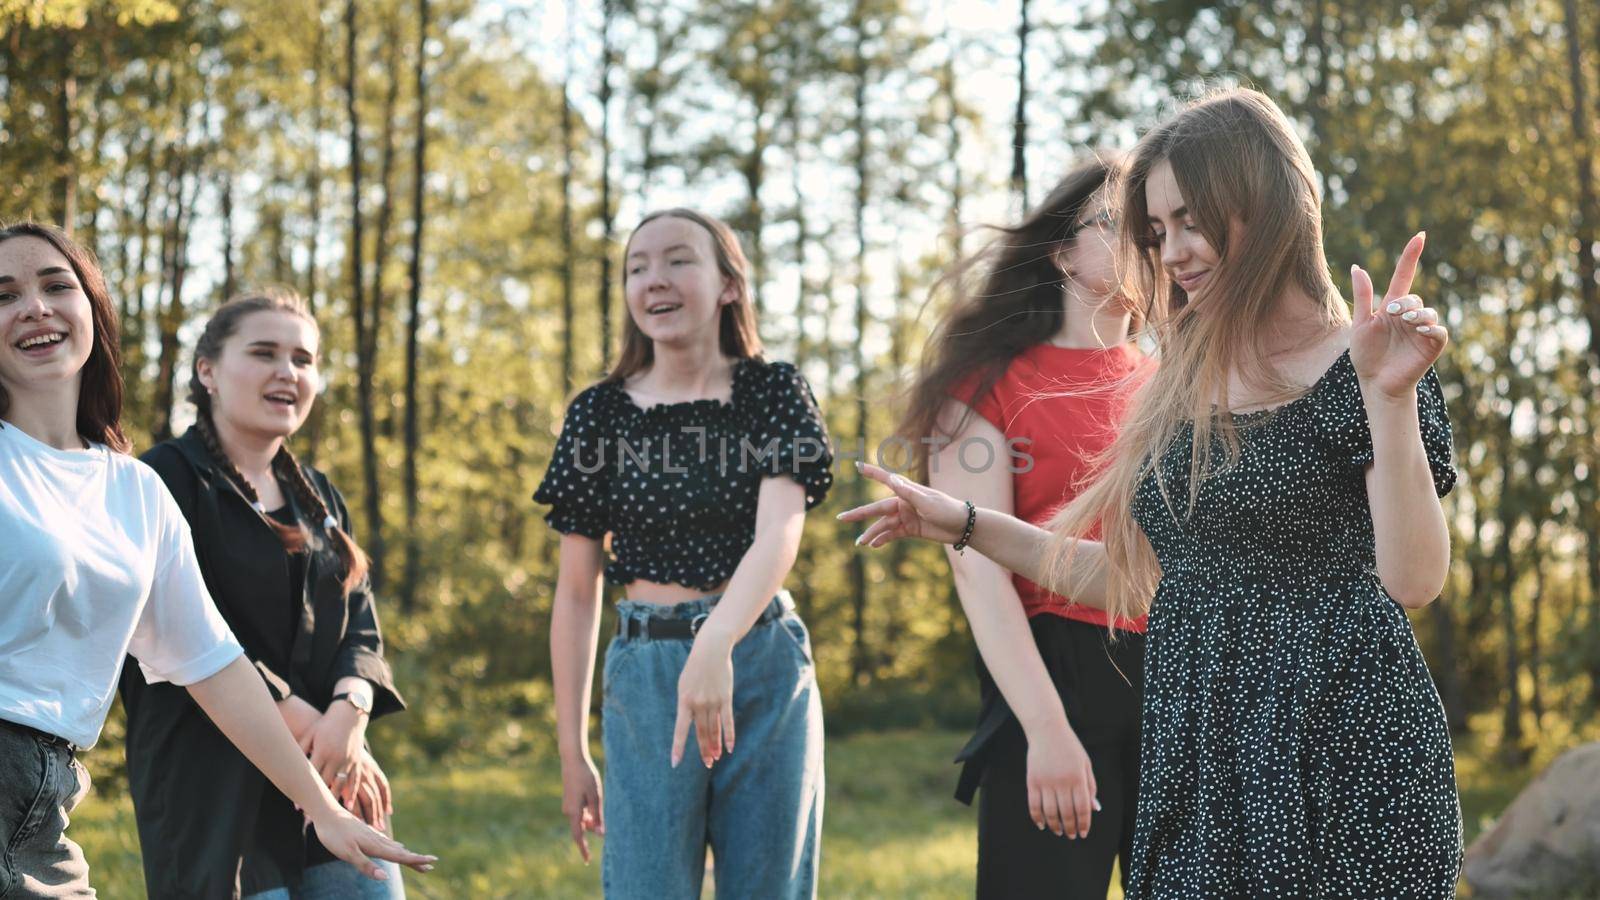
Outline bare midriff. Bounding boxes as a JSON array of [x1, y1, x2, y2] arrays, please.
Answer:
[[621, 578, 732, 605]]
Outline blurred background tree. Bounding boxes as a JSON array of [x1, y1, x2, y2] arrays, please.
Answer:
[[1, 0, 1595, 836]]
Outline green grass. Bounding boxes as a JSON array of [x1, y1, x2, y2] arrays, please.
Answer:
[[67, 729, 1545, 898]]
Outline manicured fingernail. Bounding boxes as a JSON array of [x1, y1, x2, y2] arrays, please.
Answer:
[[671, 753, 681, 768], [420, 864, 434, 873], [1417, 230, 1426, 241], [854, 461, 863, 470], [1402, 311, 1418, 321], [1094, 798, 1102, 811], [1417, 325, 1432, 334], [372, 868, 388, 880], [1385, 301, 1401, 314], [1036, 821, 1045, 830]]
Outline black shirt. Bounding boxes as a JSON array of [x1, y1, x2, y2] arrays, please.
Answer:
[[120, 428, 404, 899], [534, 358, 833, 589]]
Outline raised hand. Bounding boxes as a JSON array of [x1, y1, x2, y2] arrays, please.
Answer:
[[1349, 232, 1449, 400], [835, 462, 969, 548]]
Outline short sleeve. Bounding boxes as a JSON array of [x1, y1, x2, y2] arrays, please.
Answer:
[[1320, 360, 1457, 498], [948, 371, 1007, 432], [754, 362, 834, 509], [129, 489, 244, 686], [533, 388, 612, 538]]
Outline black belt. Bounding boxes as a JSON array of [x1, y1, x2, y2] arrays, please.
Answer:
[[0, 717, 79, 754], [617, 599, 789, 641]]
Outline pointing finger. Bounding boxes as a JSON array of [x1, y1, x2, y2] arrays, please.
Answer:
[[1385, 231, 1426, 302]]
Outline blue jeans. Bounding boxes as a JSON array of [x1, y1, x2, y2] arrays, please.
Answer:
[[601, 592, 824, 900], [0, 721, 92, 898], [242, 860, 405, 900]]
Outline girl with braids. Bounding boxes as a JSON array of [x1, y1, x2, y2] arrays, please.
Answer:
[[120, 287, 411, 899], [896, 156, 1147, 898], [535, 208, 832, 898], [0, 223, 432, 898], [842, 88, 1463, 897]]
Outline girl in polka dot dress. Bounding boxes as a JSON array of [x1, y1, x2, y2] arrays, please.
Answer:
[[841, 89, 1463, 897], [536, 209, 832, 899]]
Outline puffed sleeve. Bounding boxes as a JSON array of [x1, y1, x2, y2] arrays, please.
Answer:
[[1319, 357, 1457, 498], [533, 387, 613, 538], [752, 361, 834, 509], [128, 483, 244, 686], [323, 474, 405, 717]]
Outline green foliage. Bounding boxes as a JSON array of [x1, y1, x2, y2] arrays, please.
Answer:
[[1, 4, 1596, 883]]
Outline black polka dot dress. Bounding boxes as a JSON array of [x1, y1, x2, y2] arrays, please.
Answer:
[[1125, 350, 1463, 898], [533, 358, 833, 589]]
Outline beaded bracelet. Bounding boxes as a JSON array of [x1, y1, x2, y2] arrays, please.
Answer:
[[952, 500, 977, 554]]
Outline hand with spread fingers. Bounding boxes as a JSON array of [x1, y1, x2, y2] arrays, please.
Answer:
[[308, 806, 435, 881], [1350, 232, 1449, 399], [835, 462, 969, 548]]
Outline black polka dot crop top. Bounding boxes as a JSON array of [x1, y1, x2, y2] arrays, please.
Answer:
[[533, 358, 834, 590]]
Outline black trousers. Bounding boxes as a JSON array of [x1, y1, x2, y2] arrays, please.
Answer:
[[959, 615, 1145, 900]]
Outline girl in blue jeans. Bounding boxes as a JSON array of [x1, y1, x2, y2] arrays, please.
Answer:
[[536, 208, 831, 899]]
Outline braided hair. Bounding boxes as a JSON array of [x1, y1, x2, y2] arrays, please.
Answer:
[[189, 287, 371, 593]]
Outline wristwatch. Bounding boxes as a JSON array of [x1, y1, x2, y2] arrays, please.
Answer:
[[332, 691, 372, 715]]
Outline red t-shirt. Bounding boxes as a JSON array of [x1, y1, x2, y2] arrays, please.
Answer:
[[953, 342, 1148, 632]]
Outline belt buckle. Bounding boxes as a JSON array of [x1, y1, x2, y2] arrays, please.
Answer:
[[689, 613, 709, 636]]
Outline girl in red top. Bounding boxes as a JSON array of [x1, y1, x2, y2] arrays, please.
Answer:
[[897, 156, 1147, 899]]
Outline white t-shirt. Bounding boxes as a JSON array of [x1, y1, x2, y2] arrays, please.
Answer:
[[0, 420, 242, 748]]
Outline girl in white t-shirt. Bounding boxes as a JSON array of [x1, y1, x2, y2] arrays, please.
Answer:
[[0, 222, 435, 897]]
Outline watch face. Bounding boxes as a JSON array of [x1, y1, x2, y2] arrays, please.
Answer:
[[342, 693, 372, 713]]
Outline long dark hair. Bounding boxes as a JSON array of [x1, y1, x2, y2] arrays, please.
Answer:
[[895, 156, 1126, 478], [603, 208, 764, 385], [189, 287, 370, 592], [0, 222, 130, 453]]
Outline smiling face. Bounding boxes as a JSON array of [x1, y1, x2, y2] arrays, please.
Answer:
[[622, 216, 736, 348], [1144, 159, 1223, 298], [197, 309, 321, 441], [0, 236, 96, 403]]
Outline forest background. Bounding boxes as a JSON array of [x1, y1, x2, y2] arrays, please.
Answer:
[[2, 0, 1599, 895]]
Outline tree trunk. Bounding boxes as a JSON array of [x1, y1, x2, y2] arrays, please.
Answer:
[[346, 0, 386, 588], [597, 0, 617, 371], [786, 91, 811, 362], [53, 30, 77, 233], [849, 4, 871, 686], [943, 29, 964, 258], [1565, 0, 1599, 375], [1562, 0, 1600, 703], [1010, 0, 1030, 211], [402, 0, 430, 613], [220, 170, 236, 301], [304, 0, 328, 464], [560, 0, 576, 397]]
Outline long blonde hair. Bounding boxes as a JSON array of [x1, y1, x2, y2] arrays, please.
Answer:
[[1046, 88, 1348, 624]]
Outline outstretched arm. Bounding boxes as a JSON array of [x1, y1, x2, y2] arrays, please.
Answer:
[[186, 656, 435, 880], [840, 462, 1109, 609]]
